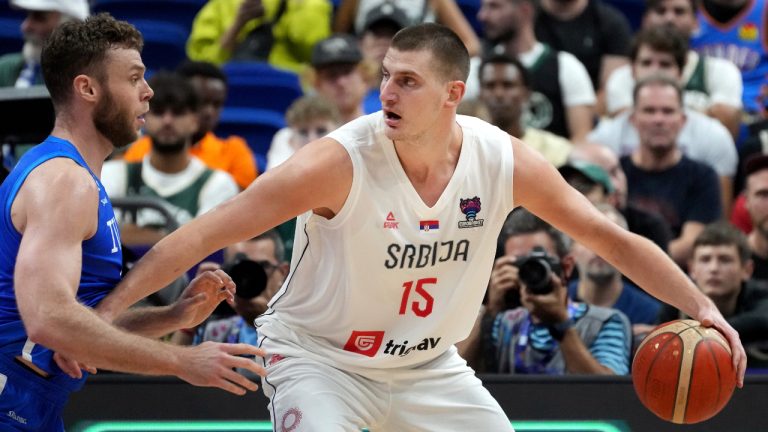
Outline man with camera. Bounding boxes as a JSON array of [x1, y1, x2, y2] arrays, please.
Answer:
[[458, 208, 632, 375], [171, 229, 288, 347]]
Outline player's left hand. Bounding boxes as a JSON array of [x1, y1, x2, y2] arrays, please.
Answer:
[[53, 351, 97, 379], [171, 269, 236, 329], [697, 303, 746, 388]]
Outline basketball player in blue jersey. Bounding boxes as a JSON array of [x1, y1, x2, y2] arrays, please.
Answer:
[[0, 14, 265, 431], [101, 23, 745, 430]]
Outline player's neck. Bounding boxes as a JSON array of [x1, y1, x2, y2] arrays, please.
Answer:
[[50, 113, 113, 177]]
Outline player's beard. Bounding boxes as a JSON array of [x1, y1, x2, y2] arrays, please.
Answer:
[[93, 88, 138, 149]]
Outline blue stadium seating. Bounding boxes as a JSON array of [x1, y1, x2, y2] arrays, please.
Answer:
[[223, 62, 303, 113], [605, 0, 645, 31], [91, 0, 206, 32], [0, 17, 22, 56], [216, 107, 286, 172], [129, 20, 189, 71]]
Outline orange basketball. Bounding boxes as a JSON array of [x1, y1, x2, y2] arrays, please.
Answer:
[[632, 319, 736, 424]]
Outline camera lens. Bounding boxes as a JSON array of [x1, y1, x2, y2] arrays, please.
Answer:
[[518, 258, 552, 295]]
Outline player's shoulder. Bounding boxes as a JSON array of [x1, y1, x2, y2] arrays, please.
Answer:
[[327, 112, 383, 148]]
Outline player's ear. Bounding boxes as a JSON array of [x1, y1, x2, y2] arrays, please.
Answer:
[[446, 80, 466, 107], [73, 74, 99, 102]]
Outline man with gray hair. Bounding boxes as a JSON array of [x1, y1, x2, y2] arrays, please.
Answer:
[[0, 0, 89, 88]]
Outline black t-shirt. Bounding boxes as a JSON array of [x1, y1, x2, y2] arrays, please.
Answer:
[[534, 0, 632, 90], [622, 204, 673, 252], [620, 155, 722, 236], [752, 252, 768, 282]]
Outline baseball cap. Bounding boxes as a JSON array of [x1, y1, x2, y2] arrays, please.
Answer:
[[311, 34, 362, 68], [559, 160, 614, 194], [11, 0, 89, 20], [744, 154, 768, 178], [361, 3, 410, 34]]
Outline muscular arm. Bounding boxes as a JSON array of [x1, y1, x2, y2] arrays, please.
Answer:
[[510, 137, 747, 384], [97, 138, 353, 320]]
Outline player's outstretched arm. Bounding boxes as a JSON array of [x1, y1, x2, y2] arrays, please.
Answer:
[[509, 137, 747, 386], [14, 160, 265, 394], [97, 137, 353, 320]]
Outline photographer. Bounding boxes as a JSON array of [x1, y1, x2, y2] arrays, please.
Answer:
[[457, 208, 631, 375], [171, 229, 288, 347]]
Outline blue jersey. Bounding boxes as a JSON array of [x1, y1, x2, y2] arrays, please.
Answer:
[[690, 0, 768, 113], [0, 136, 122, 392]]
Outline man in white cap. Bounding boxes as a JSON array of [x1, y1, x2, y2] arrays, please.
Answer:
[[0, 0, 89, 88]]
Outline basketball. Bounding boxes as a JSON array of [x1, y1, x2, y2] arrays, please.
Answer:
[[631, 319, 736, 424]]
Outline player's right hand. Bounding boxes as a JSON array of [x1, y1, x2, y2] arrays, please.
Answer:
[[178, 342, 267, 395]]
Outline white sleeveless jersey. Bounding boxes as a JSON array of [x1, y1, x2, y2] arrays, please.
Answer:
[[257, 113, 516, 371]]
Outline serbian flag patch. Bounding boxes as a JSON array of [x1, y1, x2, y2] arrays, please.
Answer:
[[419, 220, 440, 232]]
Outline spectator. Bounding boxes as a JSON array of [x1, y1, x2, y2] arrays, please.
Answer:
[[101, 72, 239, 246], [457, 208, 632, 375], [172, 229, 288, 347], [605, 0, 743, 138], [689, 0, 768, 118], [568, 202, 662, 328], [655, 222, 768, 369], [620, 74, 722, 265], [591, 25, 737, 218], [334, 0, 481, 56], [569, 143, 673, 252], [743, 155, 768, 281], [357, 2, 411, 114], [478, 53, 572, 167], [559, 160, 615, 205], [122, 60, 258, 190], [186, 0, 332, 73], [267, 95, 341, 170], [306, 33, 370, 123], [0, 0, 88, 87], [534, 0, 633, 114], [477, 0, 596, 143]]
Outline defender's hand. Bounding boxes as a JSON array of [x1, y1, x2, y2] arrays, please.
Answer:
[[178, 342, 267, 395]]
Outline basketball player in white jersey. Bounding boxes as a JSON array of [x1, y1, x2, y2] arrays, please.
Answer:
[[98, 23, 746, 430]]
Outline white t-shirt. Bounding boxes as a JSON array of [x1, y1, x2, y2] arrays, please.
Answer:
[[101, 156, 239, 226], [265, 127, 294, 171], [605, 51, 743, 114], [256, 113, 516, 373], [588, 109, 737, 176]]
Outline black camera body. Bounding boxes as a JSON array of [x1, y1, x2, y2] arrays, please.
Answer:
[[221, 253, 268, 300], [515, 246, 562, 295]]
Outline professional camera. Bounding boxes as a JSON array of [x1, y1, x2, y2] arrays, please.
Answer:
[[221, 253, 268, 299], [515, 246, 562, 295]]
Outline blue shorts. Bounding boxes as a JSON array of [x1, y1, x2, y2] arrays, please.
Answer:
[[0, 356, 70, 431]]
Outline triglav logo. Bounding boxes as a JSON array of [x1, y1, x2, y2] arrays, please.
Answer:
[[343, 330, 385, 357]]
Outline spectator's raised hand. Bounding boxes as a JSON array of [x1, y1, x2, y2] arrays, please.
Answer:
[[487, 255, 521, 315]]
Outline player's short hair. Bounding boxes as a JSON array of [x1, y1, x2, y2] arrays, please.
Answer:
[[632, 74, 683, 108], [147, 71, 200, 114], [630, 25, 688, 71], [390, 23, 469, 83], [285, 95, 340, 128], [693, 223, 751, 264], [176, 60, 228, 86], [500, 208, 572, 259], [478, 53, 530, 89], [41, 13, 143, 110]]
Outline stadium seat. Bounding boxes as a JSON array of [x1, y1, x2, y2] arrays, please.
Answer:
[[0, 18, 23, 56], [216, 107, 286, 173], [129, 20, 189, 71], [91, 0, 206, 32], [605, 0, 645, 31], [223, 62, 304, 112]]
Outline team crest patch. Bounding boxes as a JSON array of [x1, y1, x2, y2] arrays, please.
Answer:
[[458, 196, 484, 228]]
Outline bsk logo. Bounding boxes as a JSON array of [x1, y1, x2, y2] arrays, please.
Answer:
[[343, 330, 385, 357], [383, 211, 399, 229], [458, 196, 484, 228]]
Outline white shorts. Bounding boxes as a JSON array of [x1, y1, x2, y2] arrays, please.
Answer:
[[260, 345, 513, 431]]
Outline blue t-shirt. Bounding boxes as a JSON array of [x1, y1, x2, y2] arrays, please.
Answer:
[[0, 136, 122, 391], [568, 279, 661, 325]]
